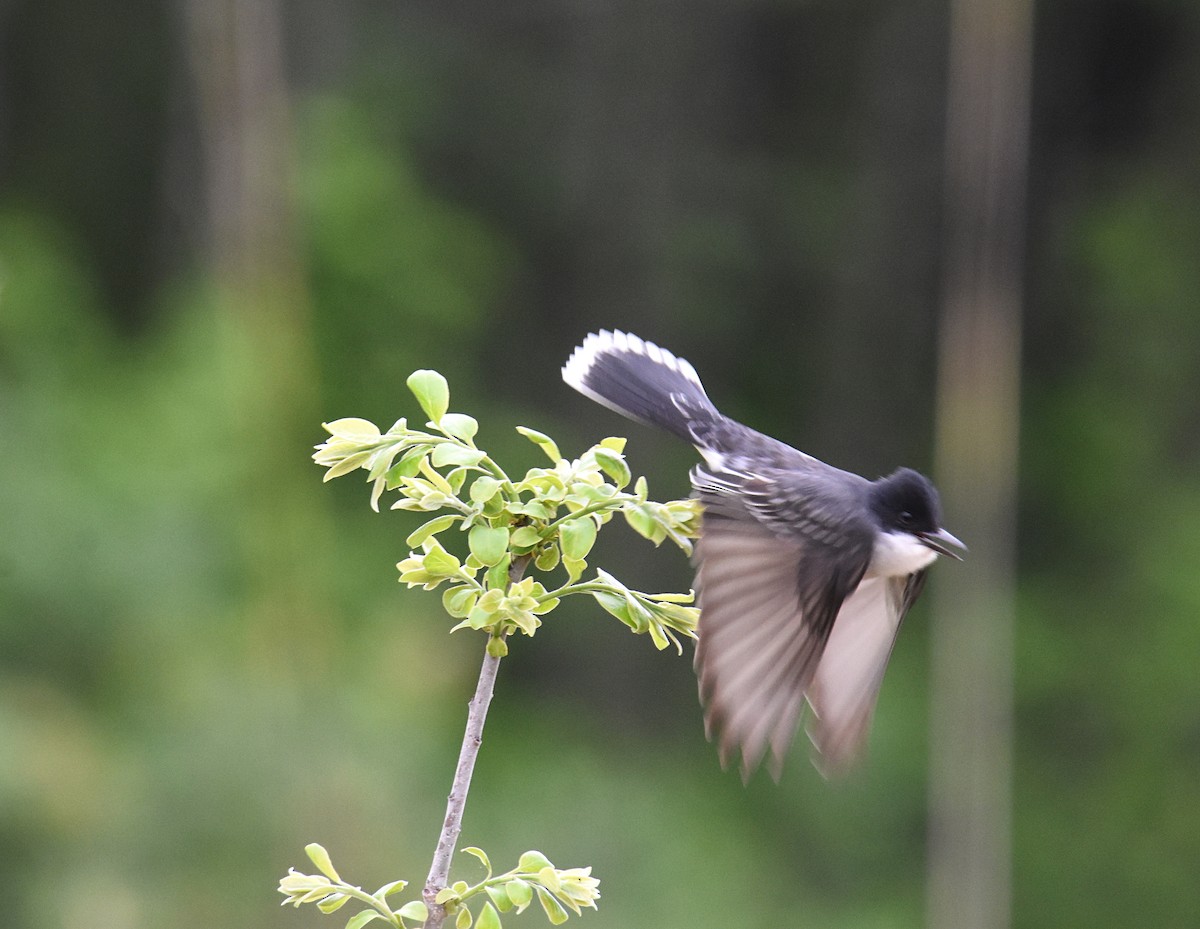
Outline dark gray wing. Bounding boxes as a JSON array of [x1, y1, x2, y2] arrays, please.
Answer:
[[692, 466, 875, 781], [805, 570, 927, 775]]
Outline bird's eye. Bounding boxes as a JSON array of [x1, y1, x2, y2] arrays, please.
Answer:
[[898, 511, 914, 526]]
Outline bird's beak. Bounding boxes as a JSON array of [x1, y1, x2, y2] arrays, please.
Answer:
[[918, 528, 967, 561]]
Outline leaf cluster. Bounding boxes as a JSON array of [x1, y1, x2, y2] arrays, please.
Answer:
[[280, 845, 599, 929], [312, 369, 701, 653]]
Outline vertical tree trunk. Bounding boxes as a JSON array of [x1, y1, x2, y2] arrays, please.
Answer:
[[181, 0, 328, 652], [927, 1, 1032, 928]]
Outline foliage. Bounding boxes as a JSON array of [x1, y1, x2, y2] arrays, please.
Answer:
[[283, 370, 700, 928], [281, 844, 599, 929], [312, 369, 700, 657]]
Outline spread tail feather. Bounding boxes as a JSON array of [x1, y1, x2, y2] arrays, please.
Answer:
[[562, 330, 717, 442]]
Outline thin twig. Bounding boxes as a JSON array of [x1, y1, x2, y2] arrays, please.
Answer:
[[421, 555, 531, 929]]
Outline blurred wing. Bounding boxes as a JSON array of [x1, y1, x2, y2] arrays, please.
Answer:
[[693, 510, 869, 781], [805, 571, 927, 775]]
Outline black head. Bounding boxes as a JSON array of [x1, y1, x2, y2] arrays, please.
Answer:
[[869, 468, 965, 559]]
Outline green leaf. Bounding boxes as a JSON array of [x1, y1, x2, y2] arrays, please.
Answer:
[[515, 426, 561, 463], [407, 369, 451, 422], [443, 585, 479, 618], [345, 911, 384, 929], [324, 450, 373, 481], [469, 476, 503, 504], [562, 557, 586, 583], [422, 543, 461, 577], [305, 843, 341, 881], [435, 888, 458, 905], [599, 436, 627, 453], [559, 517, 597, 561], [487, 634, 508, 657], [432, 443, 487, 468], [466, 605, 493, 630], [367, 445, 400, 480], [397, 900, 429, 922], [407, 514, 461, 548], [455, 906, 473, 929], [440, 413, 479, 442], [462, 846, 492, 877], [468, 525, 510, 567], [486, 884, 513, 913], [475, 902, 502, 929], [485, 558, 511, 591], [535, 887, 569, 925], [592, 446, 631, 487], [623, 504, 665, 543], [505, 879, 533, 910], [324, 418, 382, 442], [518, 850, 553, 872], [318, 894, 350, 913], [534, 545, 560, 572], [509, 526, 543, 548], [508, 499, 555, 520], [389, 446, 430, 481], [536, 867, 561, 894], [374, 880, 408, 899], [370, 476, 387, 512]]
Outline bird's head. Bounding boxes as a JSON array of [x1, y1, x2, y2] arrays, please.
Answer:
[[870, 468, 966, 561]]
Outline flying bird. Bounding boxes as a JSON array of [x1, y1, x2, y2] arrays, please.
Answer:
[[562, 330, 964, 779]]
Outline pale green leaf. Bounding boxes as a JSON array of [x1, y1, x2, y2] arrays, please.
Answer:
[[506, 879, 533, 911], [344, 911, 384, 929], [324, 418, 382, 442], [305, 843, 341, 881], [431, 443, 487, 468], [517, 850, 553, 872], [455, 906, 473, 929], [485, 558, 511, 591], [440, 413, 479, 442], [469, 476, 503, 504], [515, 426, 561, 463], [443, 585, 479, 618], [623, 504, 664, 543], [374, 880, 408, 899], [397, 900, 429, 922], [324, 450, 372, 481], [407, 369, 450, 422], [468, 525, 510, 567], [592, 446, 631, 487], [475, 902, 502, 929], [535, 887, 569, 926], [423, 543, 461, 576], [406, 514, 460, 547], [558, 517, 597, 561], [389, 446, 430, 481], [461, 846, 492, 877], [486, 884, 513, 912], [509, 526, 542, 548], [534, 545, 560, 572], [318, 894, 350, 913]]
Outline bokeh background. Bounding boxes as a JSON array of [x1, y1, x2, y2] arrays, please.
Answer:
[[3, 1, 1199, 928]]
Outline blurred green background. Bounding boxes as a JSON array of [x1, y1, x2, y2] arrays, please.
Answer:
[[2, 2, 1199, 927]]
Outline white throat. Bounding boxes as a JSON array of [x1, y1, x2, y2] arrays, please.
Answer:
[[867, 530, 939, 578]]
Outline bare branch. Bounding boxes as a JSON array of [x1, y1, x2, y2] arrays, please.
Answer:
[[421, 555, 531, 929]]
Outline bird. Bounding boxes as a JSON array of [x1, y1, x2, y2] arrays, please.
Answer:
[[562, 330, 964, 780]]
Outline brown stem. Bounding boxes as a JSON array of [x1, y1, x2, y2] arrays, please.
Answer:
[[421, 554, 531, 928]]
